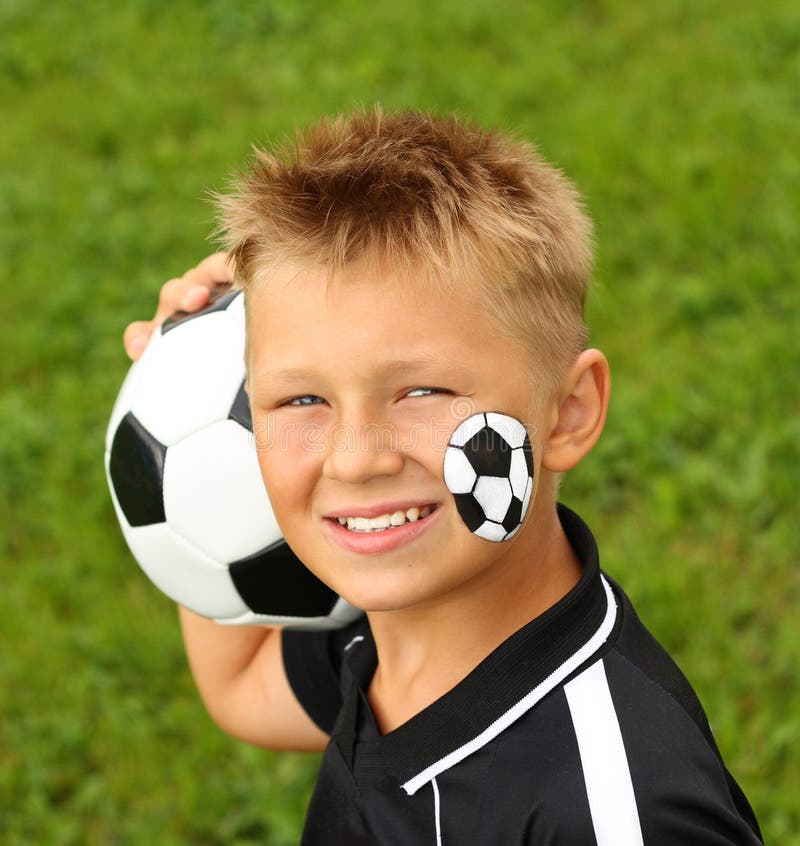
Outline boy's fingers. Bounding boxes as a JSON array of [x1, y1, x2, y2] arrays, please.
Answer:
[[123, 320, 154, 361], [188, 251, 234, 285], [152, 251, 233, 324], [153, 279, 211, 324]]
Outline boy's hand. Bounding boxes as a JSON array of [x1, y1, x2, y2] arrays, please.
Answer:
[[123, 251, 233, 360]]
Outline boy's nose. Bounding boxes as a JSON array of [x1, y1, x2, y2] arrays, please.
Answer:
[[321, 418, 405, 484]]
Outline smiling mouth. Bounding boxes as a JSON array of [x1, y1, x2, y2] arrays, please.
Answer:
[[330, 504, 438, 533]]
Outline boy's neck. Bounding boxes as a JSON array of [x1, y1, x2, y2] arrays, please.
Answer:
[[365, 489, 582, 735]]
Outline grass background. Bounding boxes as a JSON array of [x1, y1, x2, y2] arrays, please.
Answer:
[[2, 1, 798, 842]]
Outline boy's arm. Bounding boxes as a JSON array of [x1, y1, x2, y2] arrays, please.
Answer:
[[179, 607, 329, 751]]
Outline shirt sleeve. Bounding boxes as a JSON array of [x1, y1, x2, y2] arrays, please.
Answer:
[[601, 643, 764, 844], [281, 615, 368, 735], [606, 593, 764, 845]]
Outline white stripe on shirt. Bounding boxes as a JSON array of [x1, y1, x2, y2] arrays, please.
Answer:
[[565, 658, 644, 846]]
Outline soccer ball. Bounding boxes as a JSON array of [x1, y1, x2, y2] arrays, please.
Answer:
[[104, 289, 362, 629], [443, 412, 534, 542]]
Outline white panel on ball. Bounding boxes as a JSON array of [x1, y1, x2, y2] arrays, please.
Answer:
[[485, 412, 527, 449], [475, 521, 507, 542], [164, 420, 279, 564], [509, 449, 530, 500], [473, 476, 513, 522], [129, 314, 245, 446], [443, 446, 478, 494], [125, 523, 248, 618]]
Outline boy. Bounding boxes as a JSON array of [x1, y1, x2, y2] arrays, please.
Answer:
[[124, 108, 762, 844]]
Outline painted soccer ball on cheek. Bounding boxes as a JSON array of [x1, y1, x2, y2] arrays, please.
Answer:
[[443, 412, 534, 542]]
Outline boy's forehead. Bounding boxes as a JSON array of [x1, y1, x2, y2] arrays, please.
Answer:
[[245, 260, 533, 388], [247, 260, 476, 341], [250, 259, 456, 307]]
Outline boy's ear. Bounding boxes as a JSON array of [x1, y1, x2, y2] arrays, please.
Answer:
[[541, 349, 610, 473]]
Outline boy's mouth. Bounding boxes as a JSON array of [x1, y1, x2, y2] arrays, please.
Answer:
[[328, 503, 439, 533]]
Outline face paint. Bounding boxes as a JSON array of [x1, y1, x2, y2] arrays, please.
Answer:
[[443, 412, 534, 542]]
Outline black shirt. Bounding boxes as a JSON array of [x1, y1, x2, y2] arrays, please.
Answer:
[[282, 505, 763, 845]]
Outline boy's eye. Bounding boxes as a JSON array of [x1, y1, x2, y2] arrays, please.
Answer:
[[405, 387, 449, 398], [285, 395, 325, 406], [281, 388, 450, 406]]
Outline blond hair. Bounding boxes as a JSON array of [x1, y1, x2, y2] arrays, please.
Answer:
[[216, 106, 593, 398]]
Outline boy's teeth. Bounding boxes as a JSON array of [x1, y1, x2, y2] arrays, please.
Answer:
[[340, 505, 433, 532]]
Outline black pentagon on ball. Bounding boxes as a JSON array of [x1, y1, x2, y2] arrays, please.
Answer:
[[229, 539, 340, 617], [228, 379, 252, 431], [161, 288, 241, 334], [453, 492, 489, 533], [109, 411, 167, 527], [502, 497, 524, 533], [462, 425, 514, 478]]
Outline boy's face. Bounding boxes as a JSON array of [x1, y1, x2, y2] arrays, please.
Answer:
[[247, 262, 548, 614]]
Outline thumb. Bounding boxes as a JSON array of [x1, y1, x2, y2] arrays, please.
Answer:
[[123, 320, 154, 361]]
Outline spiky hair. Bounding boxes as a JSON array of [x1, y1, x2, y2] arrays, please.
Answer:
[[215, 106, 593, 394]]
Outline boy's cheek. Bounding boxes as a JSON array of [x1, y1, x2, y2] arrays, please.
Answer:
[[252, 415, 340, 467], [251, 418, 320, 498]]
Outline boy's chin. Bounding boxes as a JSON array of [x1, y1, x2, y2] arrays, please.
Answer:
[[331, 584, 424, 616], [326, 573, 447, 617], [322, 559, 488, 617]]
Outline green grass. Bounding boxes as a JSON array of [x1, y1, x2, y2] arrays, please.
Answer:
[[2, 1, 798, 842]]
